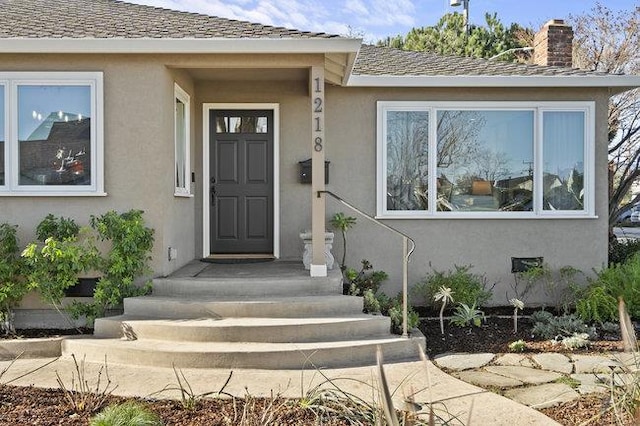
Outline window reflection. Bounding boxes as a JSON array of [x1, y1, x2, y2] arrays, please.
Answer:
[[215, 116, 268, 133], [17, 85, 91, 186], [543, 111, 585, 211], [386, 111, 429, 211], [436, 110, 534, 212]]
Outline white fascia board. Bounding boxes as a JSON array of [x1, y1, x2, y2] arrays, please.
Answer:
[[348, 74, 640, 89], [0, 37, 362, 54]]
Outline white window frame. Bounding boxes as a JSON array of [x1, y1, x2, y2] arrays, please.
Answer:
[[174, 83, 191, 197], [376, 101, 595, 219], [0, 72, 104, 196], [0, 80, 7, 189]]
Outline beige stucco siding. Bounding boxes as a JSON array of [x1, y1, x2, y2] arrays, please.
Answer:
[[0, 52, 612, 310], [0, 54, 197, 280], [323, 86, 610, 305]]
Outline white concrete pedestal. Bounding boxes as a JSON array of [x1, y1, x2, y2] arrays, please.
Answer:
[[300, 231, 335, 271]]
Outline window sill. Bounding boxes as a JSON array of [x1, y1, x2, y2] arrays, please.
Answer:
[[0, 191, 108, 197], [375, 213, 599, 220], [174, 193, 194, 198]]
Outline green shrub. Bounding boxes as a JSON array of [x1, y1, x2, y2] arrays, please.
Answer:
[[609, 237, 640, 266], [0, 223, 32, 335], [362, 289, 381, 314], [69, 210, 154, 323], [388, 298, 420, 335], [414, 265, 494, 310], [90, 401, 162, 426], [575, 254, 640, 322], [22, 216, 98, 314], [531, 311, 596, 340], [35, 214, 79, 241], [345, 259, 388, 295]]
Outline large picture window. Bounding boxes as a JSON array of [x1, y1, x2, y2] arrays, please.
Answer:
[[377, 101, 594, 218], [0, 73, 103, 195]]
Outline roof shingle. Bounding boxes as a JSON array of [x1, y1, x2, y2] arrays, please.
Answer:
[[0, 0, 337, 39], [353, 45, 610, 77]]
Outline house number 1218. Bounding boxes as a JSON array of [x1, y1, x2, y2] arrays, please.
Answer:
[[313, 77, 323, 152]]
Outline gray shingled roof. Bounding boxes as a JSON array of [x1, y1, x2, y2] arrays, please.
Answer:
[[353, 45, 610, 77], [0, 0, 617, 79], [0, 0, 336, 39]]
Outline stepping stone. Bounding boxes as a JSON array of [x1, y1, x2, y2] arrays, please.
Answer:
[[571, 373, 609, 394], [504, 383, 579, 409], [494, 353, 535, 368], [484, 366, 561, 384], [610, 352, 639, 369], [532, 353, 573, 374], [433, 353, 494, 371], [571, 355, 621, 374], [455, 370, 523, 388]]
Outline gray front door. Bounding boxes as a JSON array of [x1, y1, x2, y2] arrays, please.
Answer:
[[209, 110, 274, 254]]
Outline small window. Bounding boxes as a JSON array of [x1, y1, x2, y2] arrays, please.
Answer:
[[174, 84, 190, 196], [215, 115, 268, 133], [0, 72, 103, 195]]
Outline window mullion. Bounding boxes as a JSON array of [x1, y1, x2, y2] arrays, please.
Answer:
[[429, 108, 437, 215], [534, 108, 543, 214]]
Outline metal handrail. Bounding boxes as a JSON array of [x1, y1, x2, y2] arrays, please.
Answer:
[[318, 190, 416, 338]]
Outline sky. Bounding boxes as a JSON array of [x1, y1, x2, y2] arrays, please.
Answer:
[[125, 0, 638, 42]]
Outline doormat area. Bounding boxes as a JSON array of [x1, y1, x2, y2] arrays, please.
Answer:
[[200, 257, 274, 264]]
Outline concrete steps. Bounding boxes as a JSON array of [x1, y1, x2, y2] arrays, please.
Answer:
[[120, 294, 365, 319], [94, 315, 392, 342], [62, 335, 422, 369], [63, 263, 425, 369]]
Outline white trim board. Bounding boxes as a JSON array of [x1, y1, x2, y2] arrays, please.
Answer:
[[349, 75, 640, 91], [0, 38, 362, 54], [202, 103, 280, 259]]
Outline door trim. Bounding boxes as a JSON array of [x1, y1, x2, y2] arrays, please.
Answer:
[[202, 103, 280, 258]]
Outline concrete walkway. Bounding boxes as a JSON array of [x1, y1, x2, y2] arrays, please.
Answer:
[[0, 353, 559, 425], [433, 351, 637, 410]]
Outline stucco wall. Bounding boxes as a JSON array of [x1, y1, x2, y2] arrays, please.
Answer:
[[0, 54, 197, 285], [322, 86, 610, 306], [0, 52, 612, 310]]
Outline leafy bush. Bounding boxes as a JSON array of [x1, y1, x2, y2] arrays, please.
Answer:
[[345, 259, 388, 295], [90, 401, 162, 426], [35, 214, 79, 241], [69, 210, 154, 323], [388, 298, 420, 335], [609, 237, 640, 266], [531, 311, 596, 340], [508, 340, 526, 352], [22, 216, 98, 316], [0, 223, 32, 335], [576, 254, 640, 322], [362, 289, 381, 314], [414, 265, 494, 310]]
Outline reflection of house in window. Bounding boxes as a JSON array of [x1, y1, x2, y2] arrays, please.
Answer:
[[493, 175, 533, 211], [19, 112, 91, 185]]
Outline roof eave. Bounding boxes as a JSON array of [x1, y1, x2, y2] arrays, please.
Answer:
[[347, 75, 640, 92], [0, 37, 363, 54]]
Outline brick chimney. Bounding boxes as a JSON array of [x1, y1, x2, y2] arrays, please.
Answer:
[[533, 19, 573, 67]]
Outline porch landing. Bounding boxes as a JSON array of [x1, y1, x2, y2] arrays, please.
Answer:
[[63, 260, 425, 369]]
